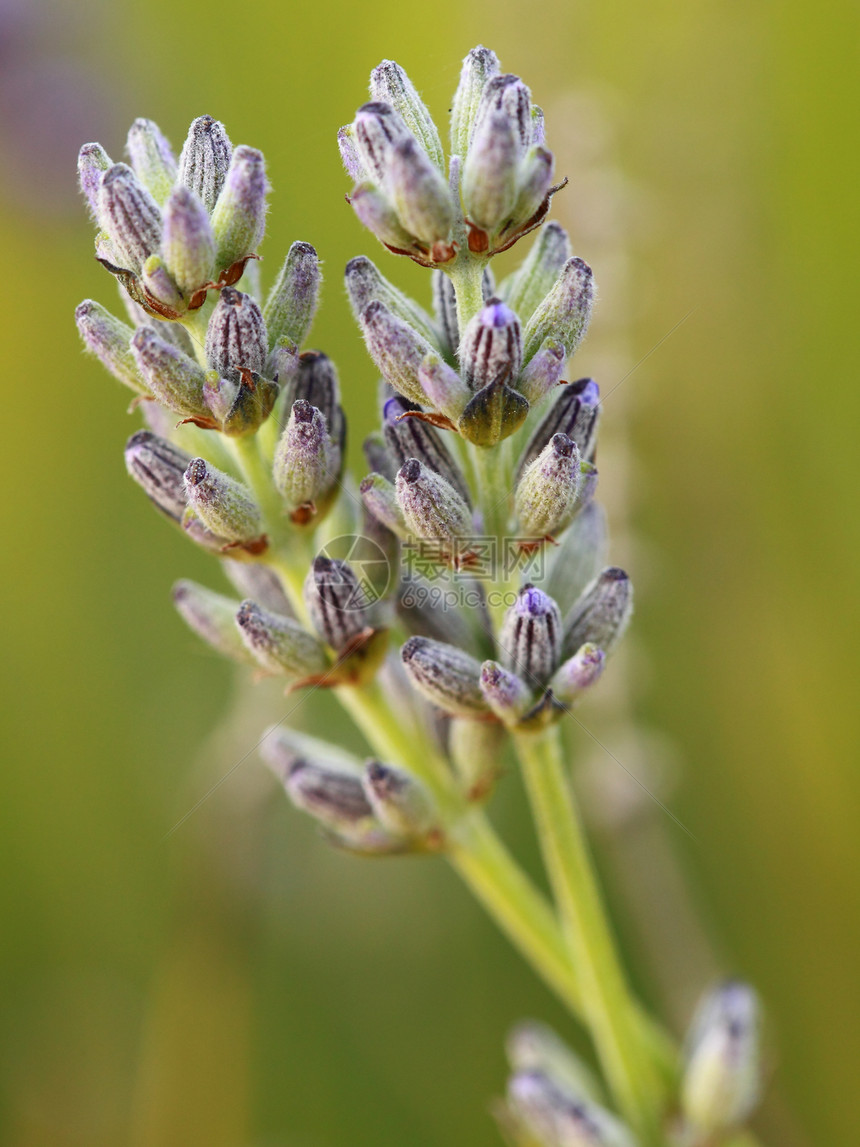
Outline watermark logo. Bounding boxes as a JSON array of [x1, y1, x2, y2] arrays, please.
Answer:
[[315, 534, 391, 609]]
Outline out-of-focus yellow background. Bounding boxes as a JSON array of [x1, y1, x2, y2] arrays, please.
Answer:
[[1, 1, 857, 1144]]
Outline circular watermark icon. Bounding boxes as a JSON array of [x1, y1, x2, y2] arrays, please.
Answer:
[[314, 533, 391, 610]]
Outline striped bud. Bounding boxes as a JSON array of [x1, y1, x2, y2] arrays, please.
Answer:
[[75, 300, 146, 395], [362, 760, 436, 836], [183, 458, 263, 546], [77, 142, 111, 218], [479, 660, 532, 724], [460, 299, 523, 391], [303, 557, 371, 651], [499, 584, 562, 686], [358, 300, 436, 405], [562, 568, 633, 659], [508, 1070, 636, 1147], [235, 600, 328, 678], [353, 101, 413, 186], [401, 636, 488, 717], [475, 74, 533, 154], [395, 458, 472, 548], [210, 145, 267, 270], [502, 220, 572, 323], [263, 241, 321, 350], [161, 185, 216, 295], [681, 981, 761, 1137], [123, 430, 224, 551], [205, 287, 268, 381], [515, 432, 583, 539], [522, 257, 594, 365], [345, 256, 440, 349], [519, 379, 601, 475], [177, 115, 232, 213], [284, 758, 374, 832], [172, 580, 255, 665], [273, 400, 338, 516], [450, 45, 500, 159], [98, 163, 162, 274], [126, 118, 176, 205], [370, 60, 444, 171], [417, 353, 471, 420], [360, 473, 408, 538], [383, 396, 470, 503], [130, 326, 209, 421], [223, 562, 293, 617], [385, 135, 454, 246], [544, 501, 608, 614], [550, 643, 606, 704], [432, 269, 460, 355], [281, 352, 345, 453], [349, 183, 416, 251]]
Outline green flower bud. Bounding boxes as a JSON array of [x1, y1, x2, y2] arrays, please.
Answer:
[[235, 600, 328, 678], [263, 241, 322, 350], [362, 760, 436, 836], [75, 299, 147, 395], [172, 579, 255, 665], [515, 433, 583, 539], [395, 458, 472, 550], [450, 45, 500, 160], [303, 556, 371, 653], [131, 326, 210, 422], [522, 257, 594, 365], [360, 473, 408, 539], [501, 220, 571, 323], [370, 59, 445, 172], [345, 256, 440, 350], [126, 118, 177, 206], [562, 568, 633, 660], [511, 146, 555, 231], [385, 135, 454, 247], [273, 399, 340, 521], [183, 458, 264, 548], [177, 115, 232, 214], [499, 585, 562, 686], [457, 373, 529, 447], [210, 145, 267, 271], [358, 300, 437, 405], [401, 636, 489, 717], [161, 185, 216, 296]]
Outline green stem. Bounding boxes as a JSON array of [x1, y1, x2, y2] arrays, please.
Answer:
[[448, 254, 487, 333], [515, 724, 665, 1142]]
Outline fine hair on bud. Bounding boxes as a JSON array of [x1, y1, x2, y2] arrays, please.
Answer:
[[205, 287, 268, 381], [178, 115, 232, 213], [383, 395, 470, 503], [562, 567, 633, 659], [401, 636, 489, 717], [303, 556, 370, 652], [235, 600, 328, 678], [499, 584, 562, 686]]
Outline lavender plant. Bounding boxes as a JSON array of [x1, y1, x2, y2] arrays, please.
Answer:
[[76, 50, 764, 1147]]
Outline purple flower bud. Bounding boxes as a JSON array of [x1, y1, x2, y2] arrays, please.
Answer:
[[499, 584, 562, 686], [75, 299, 146, 395], [172, 579, 255, 665], [77, 142, 111, 219], [370, 60, 444, 171], [98, 163, 162, 274], [273, 399, 339, 518], [358, 300, 437, 405], [508, 1070, 637, 1147], [417, 353, 471, 420], [353, 101, 413, 186], [518, 378, 601, 475], [362, 759, 435, 836], [161, 185, 216, 295], [517, 338, 566, 404], [515, 432, 583, 539], [205, 287, 268, 381], [512, 145, 555, 228], [126, 118, 177, 205], [131, 326, 210, 421], [283, 352, 345, 454], [479, 660, 532, 724], [303, 556, 371, 652], [475, 74, 533, 154], [461, 109, 520, 233], [177, 115, 232, 213], [349, 183, 416, 251], [385, 135, 454, 246], [337, 124, 366, 182], [235, 600, 328, 678], [450, 46, 500, 159], [123, 430, 225, 551], [345, 256, 440, 349], [183, 457, 263, 546], [550, 643, 606, 704], [283, 758, 377, 835], [263, 241, 321, 350], [395, 458, 472, 547], [383, 395, 470, 503], [210, 145, 267, 271], [460, 298, 523, 391], [522, 257, 595, 365], [562, 568, 633, 659], [360, 472, 407, 538], [401, 636, 489, 717]]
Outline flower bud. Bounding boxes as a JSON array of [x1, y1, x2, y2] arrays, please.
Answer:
[[385, 135, 454, 246], [502, 220, 572, 323], [303, 556, 371, 652], [353, 101, 413, 186], [508, 1070, 637, 1147], [130, 326, 210, 422], [183, 458, 263, 547], [512, 146, 555, 230], [223, 562, 293, 617], [681, 981, 761, 1136], [515, 433, 583, 539], [210, 145, 267, 270], [126, 117, 177, 205], [522, 257, 594, 365], [362, 760, 436, 836], [172, 579, 255, 664], [337, 124, 365, 182], [75, 299, 146, 395], [479, 660, 532, 724], [417, 353, 471, 420], [499, 585, 562, 686], [78, 142, 111, 218], [506, 1020, 602, 1102], [475, 74, 533, 153], [263, 241, 321, 349], [283, 758, 375, 832], [431, 269, 460, 355], [273, 399, 339, 519], [395, 458, 472, 549], [345, 256, 440, 349], [383, 396, 470, 504], [360, 473, 408, 538], [140, 254, 183, 311], [550, 643, 606, 705], [517, 338, 566, 404], [562, 568, 633, 659], [401, 636, 488, 717], [460, 298, 523, 391], [370, 59, 444, 171], [450, 45, 500, 159], [461, 109, 520, 234], [457, 373, 529, 447], [349, 183, 416, 251], [282, 352, 346, 453], [177, 115, 232, 214], [98, 163, 162, 274], [161, 185, 216, 296], [123, 430, 224, 550], [205, 287, 268, 380], [235, 600, 328, 678], [202, 368, 279, 438], [544, 501, 608, 614], [358, 300, 437, 405], [519, 379, 600, 474]]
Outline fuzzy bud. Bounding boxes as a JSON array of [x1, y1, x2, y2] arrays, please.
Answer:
[[385, 135, 454, 247], [358, 300, 437, 405], [500, 584, 562, 686], [140, 254, 182, 310], [562, 568, 633, 659], [263, 241, 321, 350], [75, 300, 146, 395], [522, 257, 594, 365], [202, 368, 279, 438], [508, 1070, 637, 1147], [479, 660, 532, 724], [349, 183, 417, 251], [353, 101, 413, 186], [517, 338, 566, 405], [283, 758, 375, 832], [130, 326, 210, 421], [460, 298, 523, 391], [417, 353, 471, 420], [282, 352, 345, 453], [235, 600, 328, 678], [515, 433, 583, 540], [273, 399, 338, 517], [461, 109, 520, 233], [161, 185, 216, 296], [362, 760, 436, 836], [450, 46, 500, 159], [345, 256, 440, 349], [511, 145, 555, 229], [205, 287, 268, 381], [172, 580, 255, 665], [303, 557, 371, 652], [210, 145, 267, 270], [98, 163, 162, 274], [503, 220, 572, 323], [519, 379, 600, 474], [183, 458, 263, 546], [126, 118, 176, 205], [401, 636, 488, 717], [360, 473, 408, 538], [550, 643, 606, 705], [123, 430, 224, 550], [370, 60, 444, 171], [223, 563, 293, 617], [383, 396, 470, 504], [78, 142, 111, 218], [177, 115, 232, 214], [395, 458, 472, 549], [337, 124, 366, 182]]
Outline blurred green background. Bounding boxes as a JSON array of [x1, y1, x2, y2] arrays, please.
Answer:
[[1, 0, 857, 1144]]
